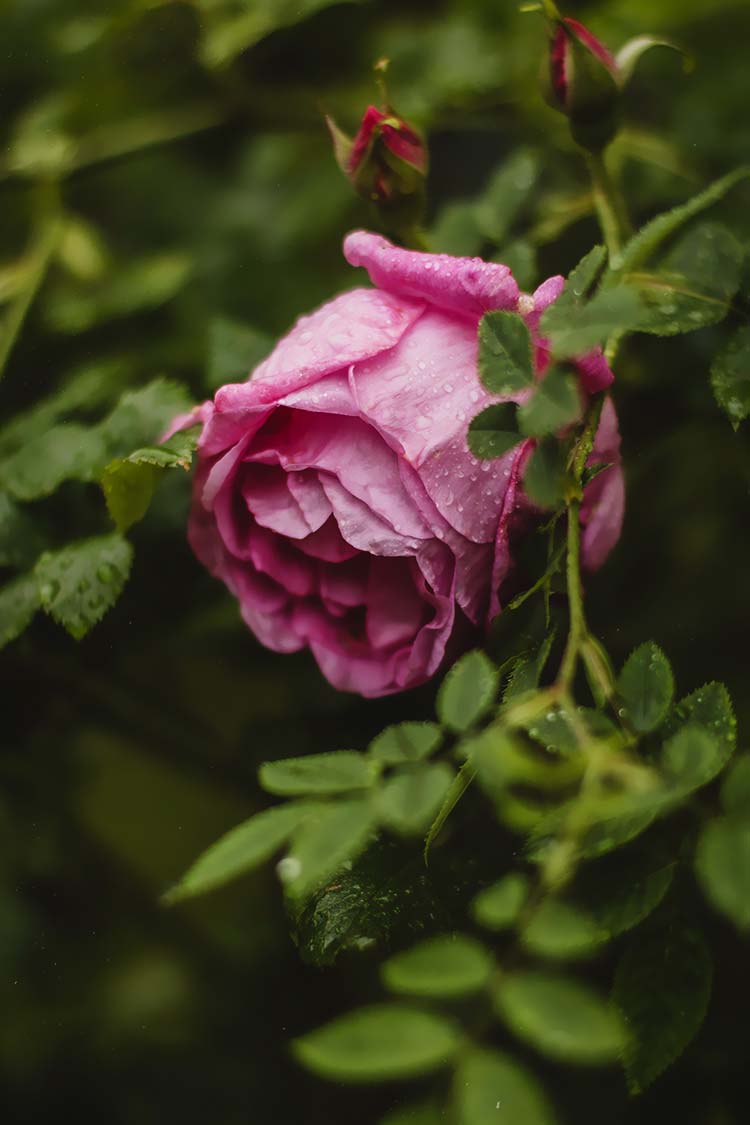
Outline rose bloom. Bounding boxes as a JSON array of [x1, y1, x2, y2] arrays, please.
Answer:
[[173, 233, 623, 697]]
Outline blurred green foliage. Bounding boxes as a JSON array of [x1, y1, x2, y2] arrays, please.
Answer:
[[2, 0, 750, 1122]]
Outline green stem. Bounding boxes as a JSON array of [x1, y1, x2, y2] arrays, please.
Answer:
[[557, 497, 585, 690], [585, 150, 631, 260], [0, 185, 63, 382]]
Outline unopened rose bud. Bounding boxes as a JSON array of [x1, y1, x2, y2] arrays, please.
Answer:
[[326, 103, 427, 237], [543, 11, 621, 151]]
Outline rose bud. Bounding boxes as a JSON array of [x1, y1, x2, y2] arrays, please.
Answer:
[[543, 9, 621, 151], [326, 104, 427, 235], [168, 236, 623, 698]]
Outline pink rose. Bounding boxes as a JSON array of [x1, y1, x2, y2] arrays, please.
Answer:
[[176, 233, 623, 697]]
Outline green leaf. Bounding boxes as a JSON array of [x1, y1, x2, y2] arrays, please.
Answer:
[[628, 223, 744, 336], [495, 971, 628, 1065], [711, 323, 750, 429], [615, 35, 689, 87], [281, 797, 378, 899], [524, 706, 579, 754], [521, 900, 606, 960], [565, 245, 607, 302], [617, 642, 674, 733], [437, 650, 499, 733], [523, 438, 568, 509], [666, 681, 736, 759], [258, 751, 378, 796], [614, 920, 712, 1093], [573, 854, 675, 938], [504, 632, 556, 700], [430, 201, 483, 257], [369, 722, 443, 765], [101, 460, 162, 534], [494, 239, 538, 291], [199, 0, 365, 68], [45, 251, 192, 333], [382, 933, 494, 999], [605, 166, 750, 281], [292, 1004, 460, 1083], [696, 817, 750, 931], [207, 316, 273, 392], [424, 760, 476, 859], [162, 802, 319, 904], [0, 423, 107, 501], [0, 572, 41, 649], [0, 492, 44, 568], [376, 763, 454, 836], [454, 1048, 557, 1125], [471, 873, 529, 932], [720, 755, 750, 816], [475, 150, 540, 245], [478, 311, 535, 395], [518, 369, 582, 438], [101, 426, 200, 533], [662, 725, 729, 795], [467, 404, 522, 460], [541, 287, 644, 359], [34, 533, 133, 640], [99, 379, 193, 458]]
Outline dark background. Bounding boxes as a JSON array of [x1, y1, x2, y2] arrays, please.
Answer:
[[2, 0, 750, 1121]]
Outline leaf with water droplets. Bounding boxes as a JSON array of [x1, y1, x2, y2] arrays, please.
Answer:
[[467, 404, 522, 461], [711, 323, 750, 429], [478, 311, 535, 395], [34, 533, 133, 640], [617, 641, 674, 733]]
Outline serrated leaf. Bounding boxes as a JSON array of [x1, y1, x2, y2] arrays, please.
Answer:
[[617, 642, 674, 733], [0, 572, 41, 649], [377, 763, 454, 836], [382, 933, 494, 999], [518, 369, 582, 438], [720, 755, 750, 816], [711, 323, 750, 429], [628, 223, 743, 336], [0, 492, 44, 567], [207, 316, 273, 392], [696, 817, 750, 931], [523, 438, 568, 509], [101, 425, 200, 533], [0, 423, 107, 501], [573, 853, 675, 938], [258, 751, 378, 796], [292, 1004, 460, 1082], [467, 404, 522, 461], [478, 311, 535, 395], [495, 971, 628, 1064], [281, 797, 377, 899], [34, 533, 133, 640], [667, 681, 736, 758], [541, 287, 644, 359], [163, 802, 318, 904], [661, 725, 726, 795], [454, 1048, 557, 1125], [605, 167, 750, 281], [614, 920, 712, 1093], [437, 650, 499, 733], [99, 379, 193, 458], [471, 873, 529, 932], [521, 900, 606, 960], [369, 722, 443, 765]]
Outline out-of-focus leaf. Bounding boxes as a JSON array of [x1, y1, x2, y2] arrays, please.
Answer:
[[369, 722, 443, 765], [281, 797, 377, 899], [292, 1003, 460, 1083], [34, 533, 133, 640], [207, 316, 273, 391], [376, 763, 454, 836], [518, 369, 582, 437], [199, 0, 366, 68], [0, 424, 107, 501], [614, 920, 712, 1092], [259, 752, 378, 796], [471, 873, 529, 932], [437, 649, 499, 733], [474, 150, 540, 245], [720, 755, 750, 816], [696, 817, 750, 931], [163, 802, 320, 904], [541, 287, 644, 358], [0, 492, 44, 568], [0, 572, 40, 649], [382, 933, 494, 999], [454, 1048, 557, 1125], [521, 900, 606, 960]]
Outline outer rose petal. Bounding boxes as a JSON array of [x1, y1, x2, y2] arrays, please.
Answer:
[[344, 230, 520, 318], [581, 398, 625, 571]]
